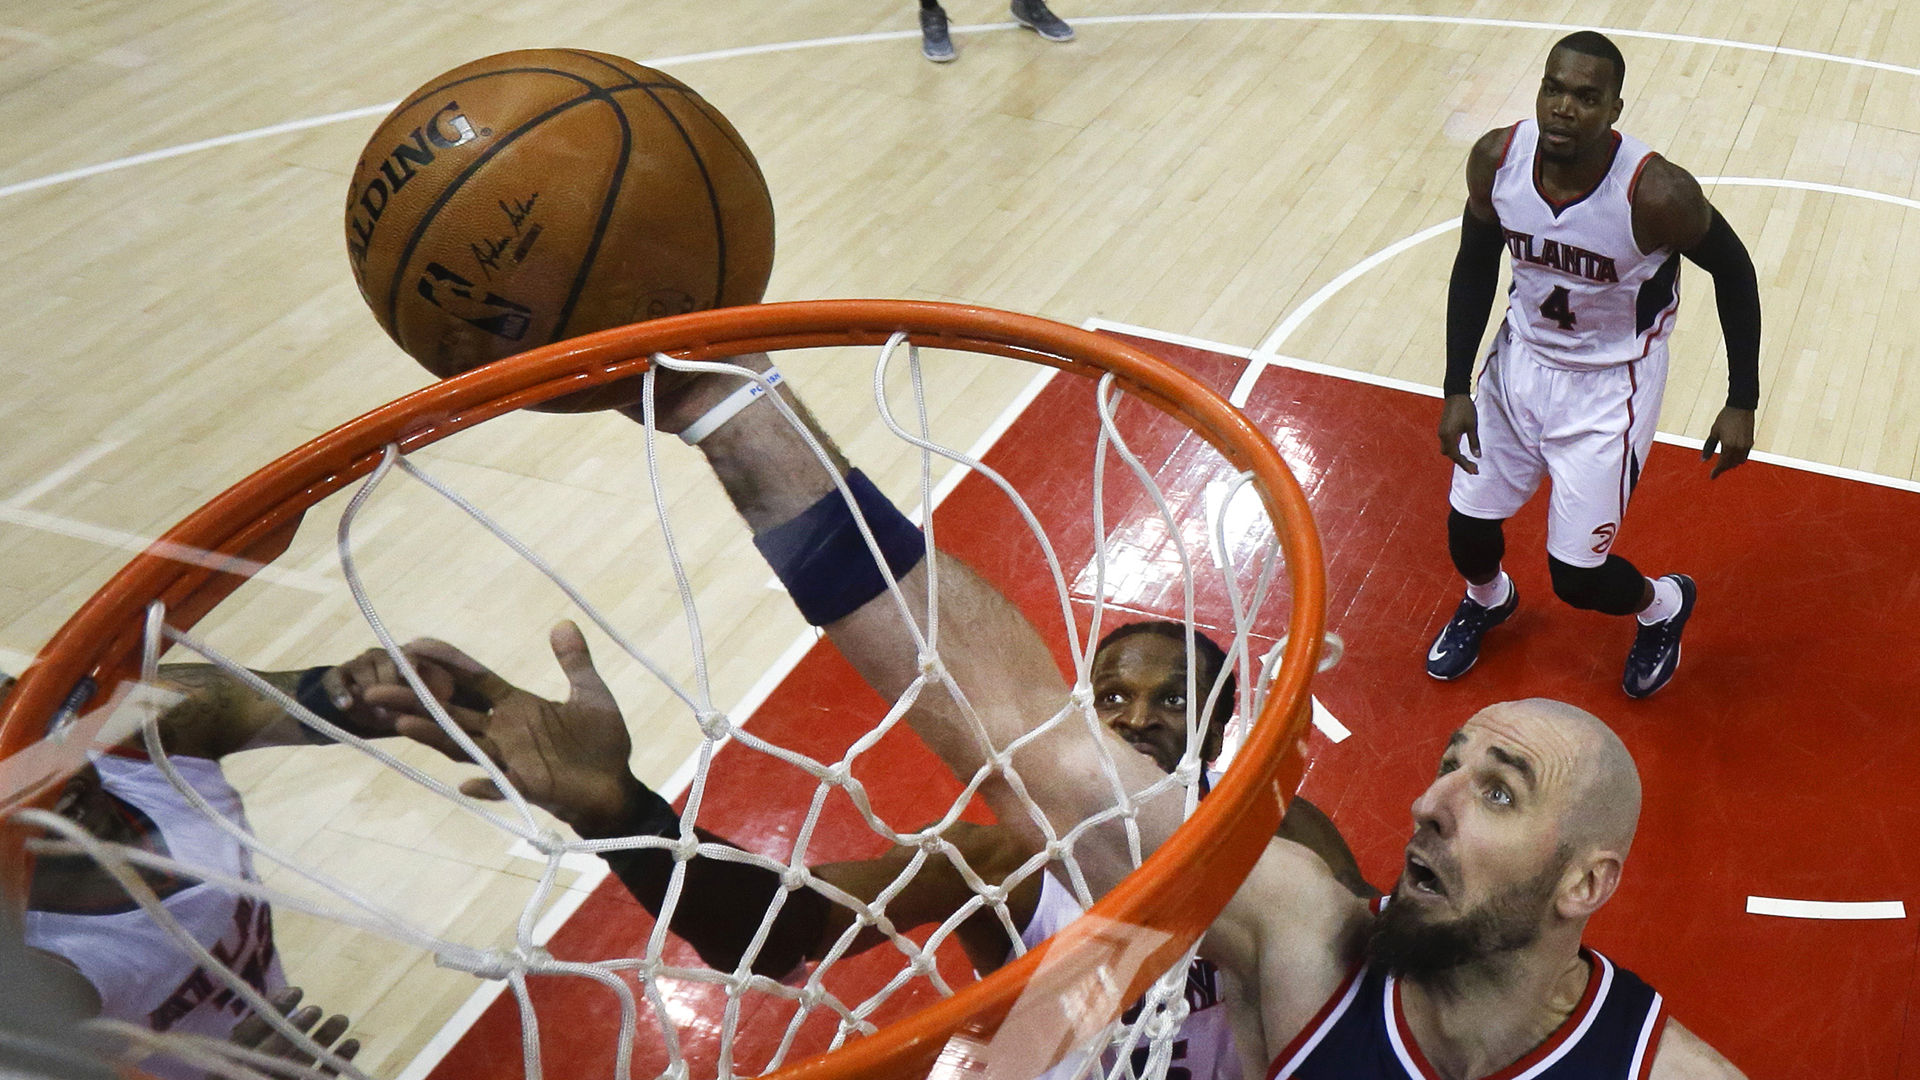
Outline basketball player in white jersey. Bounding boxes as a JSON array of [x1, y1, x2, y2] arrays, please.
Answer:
[[1427, 31, 1762, 698], [381, 620, 1370, 1080], [8, 651, 445, 1078]]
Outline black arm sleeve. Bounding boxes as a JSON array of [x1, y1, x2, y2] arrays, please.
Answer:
[[1445, 207, 1508, 397], [587, 784, 832, 979], [1680, 207, 1762, 410]]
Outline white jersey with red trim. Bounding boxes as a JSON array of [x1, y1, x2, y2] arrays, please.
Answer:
[[25, 753, 284, 1080], [1024, 870, 1243, 1080], [1493, 118, 1682, 369]]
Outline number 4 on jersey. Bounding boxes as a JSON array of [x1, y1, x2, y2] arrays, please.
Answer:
[[1539, 286, 1577, 330]]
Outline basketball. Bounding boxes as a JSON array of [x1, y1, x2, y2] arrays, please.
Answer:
[[344, 49, 775, 412]]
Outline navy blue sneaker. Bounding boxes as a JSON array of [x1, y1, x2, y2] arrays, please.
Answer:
[[1426, 585, 1518, 680], [1622, 574, 1696, 699]]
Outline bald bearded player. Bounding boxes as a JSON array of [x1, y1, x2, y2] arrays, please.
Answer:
[[629, 359, 1746, 1079]]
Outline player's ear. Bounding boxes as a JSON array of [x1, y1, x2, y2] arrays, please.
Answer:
[[1556, 849, 1623, 919], [1609, 95, 1623, 124]]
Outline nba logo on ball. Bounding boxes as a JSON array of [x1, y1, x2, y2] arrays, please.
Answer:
[[346, 49, 776, 412]]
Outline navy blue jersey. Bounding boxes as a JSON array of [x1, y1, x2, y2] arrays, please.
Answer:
[[1269, 948, 1667, 1080]]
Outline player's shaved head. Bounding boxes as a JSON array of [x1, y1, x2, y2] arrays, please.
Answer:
[[1472, 698, 1641, 860]]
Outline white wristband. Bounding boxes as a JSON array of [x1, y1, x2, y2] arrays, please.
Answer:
[[677, 367, 784, 445]]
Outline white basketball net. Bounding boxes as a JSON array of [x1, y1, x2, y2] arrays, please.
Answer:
[[10, 331, 1302, 1080]]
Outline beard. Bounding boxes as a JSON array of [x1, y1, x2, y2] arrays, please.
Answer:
[[1364, 858, 1564, 981]]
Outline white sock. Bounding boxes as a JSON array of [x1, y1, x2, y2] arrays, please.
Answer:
[[1637, 576, 1682, 625], [1466, 570, 1512, 609]]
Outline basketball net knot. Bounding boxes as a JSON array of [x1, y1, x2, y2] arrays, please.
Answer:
[[1069, 683, 1094, 709], [782, 866, 811, 890], [530, 828, 570, 858], [694, 708, 730, 739], [1144, 996, 1190, 1037], [917, 652, 944, 678], [438, 943, 550, 981]]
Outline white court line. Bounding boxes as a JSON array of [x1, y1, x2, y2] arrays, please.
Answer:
[[1310, 698, 1350, 743], [0, 504, 331, 594], [2, 438, 129, 509], [0, 104, 399, 200], [1241, 218, 1464, 405], [5, 14, 1919, 204], [1087, 316, 1443, 400], [398, 363, 1057, 1080], [1746, 896, 1907, 920]]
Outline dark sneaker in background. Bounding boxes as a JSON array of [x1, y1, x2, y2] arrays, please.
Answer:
[[1622, 574, 1697, 699], [1425, 586, 1519, 681], [921, 5, 956, 61], [1010, 0, 1075, 41]]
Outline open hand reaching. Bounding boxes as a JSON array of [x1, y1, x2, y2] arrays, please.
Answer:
[[367, 623, 638, 834]]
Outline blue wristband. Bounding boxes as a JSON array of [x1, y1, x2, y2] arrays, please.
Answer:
[[753, 470, 927, 626]]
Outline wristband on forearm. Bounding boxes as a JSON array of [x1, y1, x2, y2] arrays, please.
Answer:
[[594, 776, 681, 840], [753, 469, 927, 626], [295, 666, 368, 744], [679, 368, 784, 445]]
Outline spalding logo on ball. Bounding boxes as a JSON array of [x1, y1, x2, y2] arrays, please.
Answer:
[[345, 49, 775, 412]]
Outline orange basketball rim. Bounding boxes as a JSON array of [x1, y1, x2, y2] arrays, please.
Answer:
[[0, 299, 1327, 1079]]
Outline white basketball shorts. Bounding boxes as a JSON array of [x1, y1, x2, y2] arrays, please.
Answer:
[[1448, 324, 1668, 569]]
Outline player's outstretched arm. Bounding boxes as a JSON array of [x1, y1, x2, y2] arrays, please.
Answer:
[[636, 358, 1186, 898], [137, 648, 460, 760], [375, 626, 1038, 978], [1632, 157, 1761, 478], [639, 360, 1372, 1059], [1439, 126, 1515, 474], [810, 822, 1043, 976], [372, 625, 823, 978]]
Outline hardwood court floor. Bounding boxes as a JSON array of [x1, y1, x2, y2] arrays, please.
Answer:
[[2, 1, 1917, 1076]]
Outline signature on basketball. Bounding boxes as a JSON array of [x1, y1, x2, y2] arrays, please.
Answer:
[[471, 193, 543, 280]]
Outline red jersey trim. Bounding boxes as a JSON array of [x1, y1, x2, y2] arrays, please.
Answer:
[[1387, 948, 1613, 1080], [1496, 123, 1520, 167], [98, 743, 152, 762], [1533, 132, 1623, 217], [1626, 152, 1660, 204]]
